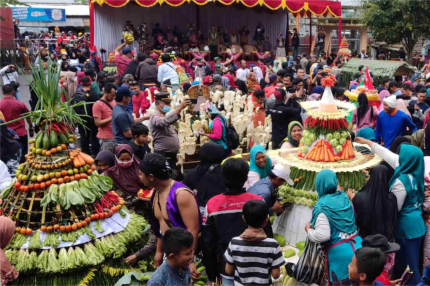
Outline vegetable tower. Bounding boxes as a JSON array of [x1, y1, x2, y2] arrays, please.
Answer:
[[298, 76, 355, 162], [0, 60, 150, 286], [274, 75, 382, 197]]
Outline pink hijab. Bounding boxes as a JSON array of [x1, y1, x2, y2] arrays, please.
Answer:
[[0, 216, 19, 285], [104, 144, 146, 195], [377, 90, 390, 114]]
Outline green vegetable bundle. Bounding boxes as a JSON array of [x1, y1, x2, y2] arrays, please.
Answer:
[[273, 234, 286, 247]]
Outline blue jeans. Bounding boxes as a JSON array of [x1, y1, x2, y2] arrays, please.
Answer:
[[292, 46, 299, 58], [222, 276, 234, 286], [393, 235, 424, 286], [14, 88, 20, 100]]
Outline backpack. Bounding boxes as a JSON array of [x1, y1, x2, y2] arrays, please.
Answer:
[[71, 87, 88, 115], [218, 116, 240, 150]]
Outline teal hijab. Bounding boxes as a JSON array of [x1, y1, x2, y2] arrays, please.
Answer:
[[311, 170, 357, 234], [389, 144, 424, 204], [356, 127, 375, 141], [249, 145, 272, 179]]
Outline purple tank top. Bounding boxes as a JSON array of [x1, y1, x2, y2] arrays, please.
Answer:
[[150, 180, 202, 237]]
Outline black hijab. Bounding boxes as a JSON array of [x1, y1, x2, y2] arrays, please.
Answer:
[[352, 165, 398, 241], [0, 120, 21, 164], [183, 142, 226, 207], [424, 122, 430, 156]]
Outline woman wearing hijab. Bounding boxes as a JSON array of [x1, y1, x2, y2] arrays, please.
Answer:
[[305, 169, 362, 285], [223, 72, 238, 90], [199, 103, 229, 158], [245, 71, 258, 91], [221, 77, 231, 90], [203, 75, 212, 86], [352, 93, 378, 132], [356, 127, 376, 141], [183, 142, 226, 210], [94, 150, 115, 174], [104, 144, 147, 202], [0, 216, 19, 285], [244, 145, 273, 190], [351, 165, 398, 241], [355, 137, 426, 285], [281, 121, 303, 149]]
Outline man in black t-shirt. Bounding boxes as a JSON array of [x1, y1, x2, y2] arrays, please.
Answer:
[[317, 27, 325, 56], [73, 76, 100, 155]]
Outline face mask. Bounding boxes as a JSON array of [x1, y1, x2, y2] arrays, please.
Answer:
[[116, 155, 134, 168], [162, 106, 171, 113]]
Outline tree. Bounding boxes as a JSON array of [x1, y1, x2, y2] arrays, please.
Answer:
[[361, 0, 430, 63]]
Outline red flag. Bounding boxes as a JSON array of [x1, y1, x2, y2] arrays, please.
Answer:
[[364, 66, 374, 90]]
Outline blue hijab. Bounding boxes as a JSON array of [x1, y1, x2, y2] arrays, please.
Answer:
[[356, 127, 375, 141], [311, 170, 357, 234], [249, 145, 272, 179], [389, 144, 424, 204]]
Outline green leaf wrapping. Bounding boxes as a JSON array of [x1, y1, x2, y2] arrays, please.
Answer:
[[9, 233, 28, 249], [67, 247, 77, 270], [85, 225, 96, 240], [4, 250, 18, 265], [74, 246, 88, 268], [84, 243, 105, 266], [29, 251, 38, 270], [46, 248, 61, 273], [15, 249, 31, 272], [61, 231, 78, 243], [28, 229, 42, 250], [94, 220, 105, 233], [58, 248, 68, 272], [37, 250, 49, 272]]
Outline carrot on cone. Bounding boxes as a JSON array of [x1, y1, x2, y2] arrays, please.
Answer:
[[324, 146, 329, 162], [327, 148, 335, 162]]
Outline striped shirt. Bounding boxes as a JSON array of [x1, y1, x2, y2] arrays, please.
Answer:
[[224, 237, 285, 286]]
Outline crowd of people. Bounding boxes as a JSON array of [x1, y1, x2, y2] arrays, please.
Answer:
[[3, 21, 430, 286]]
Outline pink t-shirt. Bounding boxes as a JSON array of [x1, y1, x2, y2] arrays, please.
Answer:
[[92, 99, 116, 139], [114, 54, 132, 77]]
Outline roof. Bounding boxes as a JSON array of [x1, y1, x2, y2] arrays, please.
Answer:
[[10, 4, 89, 16], [338, 59, 416, 87], [91, 0, 341, 17]]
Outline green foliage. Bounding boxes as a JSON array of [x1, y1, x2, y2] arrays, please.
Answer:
[[361, 0, 430, 59], [273, 234, 287, 247]]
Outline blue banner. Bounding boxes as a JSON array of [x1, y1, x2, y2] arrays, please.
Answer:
[[12, 7, 66, 22]]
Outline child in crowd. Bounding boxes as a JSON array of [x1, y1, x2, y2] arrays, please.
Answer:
[[348, 247, 386, 286], [224, 200, 284, 286], [146, 227, 193, 286], [128, 123, 151, 161]]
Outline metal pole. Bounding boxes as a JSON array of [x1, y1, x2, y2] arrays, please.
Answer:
[[309, 14, 312, 55], [286, 13, 289, 56]]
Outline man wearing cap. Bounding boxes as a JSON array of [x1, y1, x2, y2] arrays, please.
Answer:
[[136, 53, 158, 89], [248, 164, 294, 233], [112, 87, 135, 145], [149, 93, 191, 169], [188, 58, 210, 80], [114, 43, 133, 78], [157, 54, 179, 91], [73, 76, 100, 155], [374, 95, 416, 148], [84, 69, 103, 97]]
